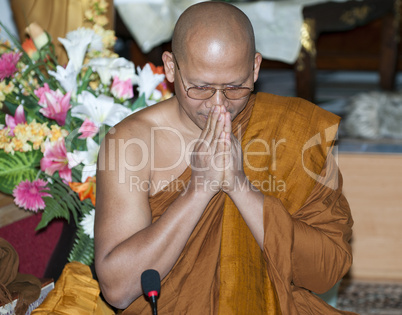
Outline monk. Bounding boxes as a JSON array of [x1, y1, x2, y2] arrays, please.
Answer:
[[95, 2, 355, 314]]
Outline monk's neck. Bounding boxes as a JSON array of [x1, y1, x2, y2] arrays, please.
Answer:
[[174, 100, 203, 140]]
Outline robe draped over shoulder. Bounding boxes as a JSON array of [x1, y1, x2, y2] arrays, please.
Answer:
[[124, 93, 355, 314]]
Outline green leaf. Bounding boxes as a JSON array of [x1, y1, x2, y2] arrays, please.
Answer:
[[0, 150, 42, 195], [130, 94, 147, 112], [78, 67, 93, 94], [36, 177, 92, 231], [68, 225, 94, 266], [0, 112, 5, 125], [3, 100, 18, 116], [36, 197, 70, 230]]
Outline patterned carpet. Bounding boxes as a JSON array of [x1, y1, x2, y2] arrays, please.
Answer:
[[337, 280, 402, 315]]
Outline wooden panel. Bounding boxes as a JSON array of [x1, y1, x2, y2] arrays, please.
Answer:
[[0, 192, 32, 228], [338, 153, 402, 281]]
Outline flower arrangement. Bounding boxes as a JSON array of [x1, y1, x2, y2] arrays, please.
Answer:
[[0, 1, 172, 265]]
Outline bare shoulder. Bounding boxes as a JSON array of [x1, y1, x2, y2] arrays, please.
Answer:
[[98, 97, 180, 178], [99, 98, 176, 160], [111, 98, 175, 141]]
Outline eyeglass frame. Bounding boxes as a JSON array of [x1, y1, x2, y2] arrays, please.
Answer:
[[171, 52, 254, 100]]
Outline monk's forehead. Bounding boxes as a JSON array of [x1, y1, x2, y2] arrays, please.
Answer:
[[173, 2, 254, 60]]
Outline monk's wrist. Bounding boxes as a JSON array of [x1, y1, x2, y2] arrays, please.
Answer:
[[185, 177, 220, 199]]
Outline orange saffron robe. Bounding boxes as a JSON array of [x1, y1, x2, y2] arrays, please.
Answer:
[[124, 93, 355, 314]]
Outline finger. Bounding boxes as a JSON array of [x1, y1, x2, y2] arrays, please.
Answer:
[[209, 108, 226, 153], [215, 131, 226, 157], [203, 106, 221, 145], [196, 107, 217, 150], [223, 112, 232, 135], [198, 107, 214, 141], [220, 131, 231, 171]]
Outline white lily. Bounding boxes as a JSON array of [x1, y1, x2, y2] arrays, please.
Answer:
[[110, 58, 138, 84], [88, 57, 138, 86], [136, 63, 165, 105], [58, 28, 94, 71], [87, 58, 113, 85], [147, 89, 163, 106], [48, 61, 78, 95], [80, 209, 95, 239], [72, 90, 131, 127], [87, 32, 103, 52], [67, 137, 100, 182]]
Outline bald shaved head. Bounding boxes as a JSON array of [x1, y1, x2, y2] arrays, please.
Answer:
[[172, 1, 255, 63]]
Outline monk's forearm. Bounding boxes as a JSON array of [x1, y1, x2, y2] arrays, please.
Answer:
[[97, 188, 214, 308]]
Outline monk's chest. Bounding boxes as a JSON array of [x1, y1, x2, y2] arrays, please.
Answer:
[[149, 131, 194, 195]]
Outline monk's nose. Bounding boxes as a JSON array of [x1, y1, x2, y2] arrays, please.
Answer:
[[210, 89, 226, 105]]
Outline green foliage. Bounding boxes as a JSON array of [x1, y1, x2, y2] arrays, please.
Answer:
[[0, 112, 5, 125], [0, 150, 42, 195], [68, 223, 94, 266], [36, 176, 92, 230], [131, 94, 147, 112]]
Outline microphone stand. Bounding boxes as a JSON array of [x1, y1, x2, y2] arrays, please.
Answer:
[[150, 295, 158, 315]]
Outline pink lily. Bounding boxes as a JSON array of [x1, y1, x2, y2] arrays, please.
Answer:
[[78, 118, 99, 139], [5, 104, 26, 135], [38, 89, 72, 126], [111, 76, 133, 101], [40, 138, 72, 182], [34, 83, 52, 104]]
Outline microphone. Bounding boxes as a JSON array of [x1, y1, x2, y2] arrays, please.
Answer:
[[141, 269, 161, 315]]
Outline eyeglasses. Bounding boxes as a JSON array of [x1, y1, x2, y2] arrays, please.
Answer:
[[172, 53, 254, 100]]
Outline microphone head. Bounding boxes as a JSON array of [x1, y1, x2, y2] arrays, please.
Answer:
[[141, 269, 161, 297]]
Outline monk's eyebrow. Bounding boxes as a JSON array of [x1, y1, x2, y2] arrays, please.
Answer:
[[188, 77, 246, 87]]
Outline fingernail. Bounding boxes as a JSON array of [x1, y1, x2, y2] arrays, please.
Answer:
[[218, 114, 223, 121]]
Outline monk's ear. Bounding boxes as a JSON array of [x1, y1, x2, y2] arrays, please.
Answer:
[[162, 51, 175, 83], [253, 52, 262, 83]]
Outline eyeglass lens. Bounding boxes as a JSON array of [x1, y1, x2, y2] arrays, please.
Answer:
[[187, 87, 251, 100]]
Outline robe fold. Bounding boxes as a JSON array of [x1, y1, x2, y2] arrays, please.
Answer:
[[124, 92, 355, 314], [0, 238, 42, 315]]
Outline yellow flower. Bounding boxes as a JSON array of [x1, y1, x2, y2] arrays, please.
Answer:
[[94, 15, 108, 27], [0, 129, 11, 149], [0, 81, 14, 109], [97, 0, 109, 11], [11, 137, 31, 152], [2, 121, 67, 153], [0, 81, 6, 93], [3, 142, 15, 154], [32, 140, 43, 150], [49, 124, 68, 142], [4, 81, 16, 94], [14, 123, 30, 142], [89, 80, 100, 91], [85, 9, 94, 22]]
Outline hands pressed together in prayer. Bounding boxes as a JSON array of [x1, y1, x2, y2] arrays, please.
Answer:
[[190, 105, 247, 197]]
